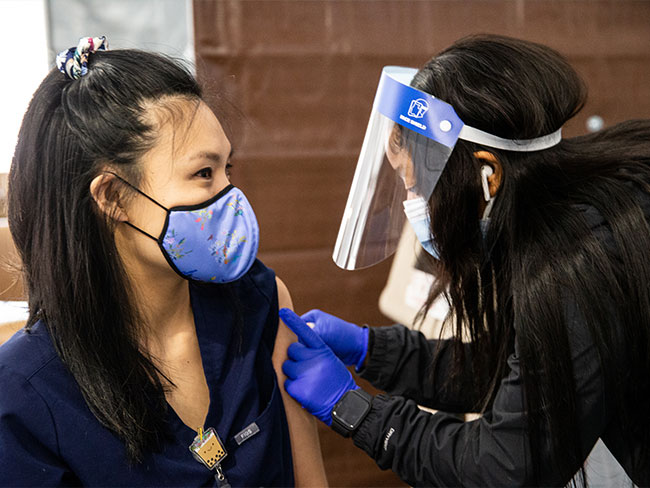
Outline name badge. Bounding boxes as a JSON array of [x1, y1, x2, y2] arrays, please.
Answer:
[[234, 422, 260, 445]]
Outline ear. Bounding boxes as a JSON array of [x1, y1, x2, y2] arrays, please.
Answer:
[[473, 151, 503, 198], [89, 172, 128, 222]]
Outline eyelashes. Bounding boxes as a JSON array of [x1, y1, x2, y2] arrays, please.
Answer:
[[196, 167, 213, 179], [194, 162, 233, 180]]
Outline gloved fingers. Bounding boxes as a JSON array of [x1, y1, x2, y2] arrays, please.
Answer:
[[284, 378, 302, 405], [284, 379, 312, 413], [282, 355, 322, 379], [300, 309, 324, 324], [284, 377, 315, 406], [300, 311, 319, 337], [302, 309, 356, 333], [284, 378, 329, 424], [301, 309, 337, 340], [282, 359, 300, 380], [279, 308, 326, 349], [287, 341, 319, 361]]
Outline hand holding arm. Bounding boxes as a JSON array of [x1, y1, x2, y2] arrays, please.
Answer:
[[301, 309, 369, 371], [280, 308, 359, 425]]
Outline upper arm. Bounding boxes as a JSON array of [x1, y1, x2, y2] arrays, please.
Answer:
[[272, 277, 295, 366], [272, 277, 328, 487]]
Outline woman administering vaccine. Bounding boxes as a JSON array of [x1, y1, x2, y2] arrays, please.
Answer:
[[0, 37, 326, 486], [280, 35, 650, 486]]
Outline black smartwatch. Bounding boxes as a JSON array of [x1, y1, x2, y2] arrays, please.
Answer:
[[331, 389, 373, 437]]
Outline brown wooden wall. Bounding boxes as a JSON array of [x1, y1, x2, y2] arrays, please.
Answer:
[[192, 1, 650, 486]]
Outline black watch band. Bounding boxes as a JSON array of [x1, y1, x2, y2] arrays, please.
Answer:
[[331, 389, 373, 437]]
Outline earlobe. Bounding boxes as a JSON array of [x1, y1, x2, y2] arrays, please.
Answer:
[[89, 173, 128, 222]]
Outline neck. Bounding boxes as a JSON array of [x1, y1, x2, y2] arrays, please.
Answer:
[[116, 233, 195, 348], [132, 266, 192, 335]]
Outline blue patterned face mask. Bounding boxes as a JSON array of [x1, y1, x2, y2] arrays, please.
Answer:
[[115, 175, 259, 283]]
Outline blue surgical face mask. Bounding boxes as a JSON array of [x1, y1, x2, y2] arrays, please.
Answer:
[[403, 197, 439, 259], [116, 175, 259, 283]]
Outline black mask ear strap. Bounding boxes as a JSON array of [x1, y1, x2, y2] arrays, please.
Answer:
[[123, 221, 159, 242], [105, 171, 167, 242], [107, 171, 169, 212]]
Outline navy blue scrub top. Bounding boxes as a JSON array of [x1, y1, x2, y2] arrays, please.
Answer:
[[0, 259, 294, 487]]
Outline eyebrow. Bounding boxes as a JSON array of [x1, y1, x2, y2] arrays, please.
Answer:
[[189, 148, 234, 164]]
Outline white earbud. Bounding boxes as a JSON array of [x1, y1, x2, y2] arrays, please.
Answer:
[[480, 165, 494, 202]]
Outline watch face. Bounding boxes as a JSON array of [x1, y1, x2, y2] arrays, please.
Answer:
[[333, 391, 371, 428]]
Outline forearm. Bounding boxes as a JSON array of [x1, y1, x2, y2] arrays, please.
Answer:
[[351, 393, 532, 487], [360, 325, 484, 412]]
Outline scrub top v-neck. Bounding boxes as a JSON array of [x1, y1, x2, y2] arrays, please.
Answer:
[[0, 259, 294, 487]]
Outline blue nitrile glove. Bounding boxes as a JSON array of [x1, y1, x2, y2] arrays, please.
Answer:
[[301, 309, 369, 371], [279, 308, 359, 426]]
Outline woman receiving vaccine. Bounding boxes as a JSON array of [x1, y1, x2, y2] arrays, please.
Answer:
[[0, 37, 326, 486]]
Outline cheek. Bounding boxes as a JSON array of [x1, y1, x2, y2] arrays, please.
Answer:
[[387, 151, 416, 190], [117, 197, 172, 268], [404, 160, 416, 189], [131, 233, 166, 263], [126, 198, 169, 240], [115, 218, 171, 275], [214, 172, 232, 192], [168, 172, 232, 208]]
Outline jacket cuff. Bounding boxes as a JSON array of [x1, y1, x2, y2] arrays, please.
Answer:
[[351, 393, 390, 456], [357, 325, 399, 387]]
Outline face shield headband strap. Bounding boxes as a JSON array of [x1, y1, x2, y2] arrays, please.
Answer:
[[458, 125, 562, 152]]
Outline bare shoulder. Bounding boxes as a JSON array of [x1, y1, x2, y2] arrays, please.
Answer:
[[275, 276, 293, 310], [273, 277, 297, 356]]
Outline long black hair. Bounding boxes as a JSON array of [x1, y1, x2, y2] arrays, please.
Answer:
[[9, 50, 205, 462], [414, 35, 650, 485]]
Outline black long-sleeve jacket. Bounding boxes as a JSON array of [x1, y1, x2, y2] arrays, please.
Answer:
[[350, 200, 650, 487]]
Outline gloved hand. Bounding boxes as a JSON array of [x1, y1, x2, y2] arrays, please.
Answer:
[[301, 309, 369, 371], [279, 308, 359, 426]]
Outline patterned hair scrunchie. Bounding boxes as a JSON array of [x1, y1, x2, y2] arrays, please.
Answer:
[[56, 36, 108, 80]]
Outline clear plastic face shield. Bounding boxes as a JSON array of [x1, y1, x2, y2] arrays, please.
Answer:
[[333, 66, 563, 270]]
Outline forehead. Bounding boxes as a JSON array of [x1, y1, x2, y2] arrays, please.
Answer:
[[177, 100, 229, 153], [141, 98, 230, 169]]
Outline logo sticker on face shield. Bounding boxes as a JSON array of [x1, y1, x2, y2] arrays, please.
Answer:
[[376, 70, 464, 148], [408, 98, 429, 118]]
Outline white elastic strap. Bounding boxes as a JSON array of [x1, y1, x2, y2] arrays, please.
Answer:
[[482, 197, 495, 220], [458, 125, 562, 152], [403, 197, 429, 220]]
